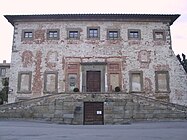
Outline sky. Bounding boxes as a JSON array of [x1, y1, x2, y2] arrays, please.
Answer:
[[0, 0, 187, 63]]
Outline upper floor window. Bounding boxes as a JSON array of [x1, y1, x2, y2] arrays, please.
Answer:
[[24, 32, 33, 38], [128, 29, 141, 40], [69, 31, 78, 39], [67, 29, 81, 39], [153, 30, 166, 41], [0, 68, 6, 77], [22, 30, 34, 41], [155, 71, 170, 92], [87, 27, 100, 39], [47, 29, 59, 40], [107, 30, 120, 40]]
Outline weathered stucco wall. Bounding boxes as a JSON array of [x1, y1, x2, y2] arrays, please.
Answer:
[[1, 93, 187, 124], [8, 20, 187, 105]]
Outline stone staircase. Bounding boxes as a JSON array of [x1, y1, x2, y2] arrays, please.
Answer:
[[0, 93, 186, 124]]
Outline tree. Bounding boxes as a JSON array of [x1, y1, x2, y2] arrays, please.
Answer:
[[0, 77, 9, 105], [176, 53, 187, 73]]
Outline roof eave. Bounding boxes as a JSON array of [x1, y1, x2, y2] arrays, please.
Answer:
[[4, 14, 180, 26]]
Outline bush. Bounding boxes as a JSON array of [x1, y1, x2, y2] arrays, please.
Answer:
[[73, 88, 79, 92], [177, 53, 187, 73], [115, 86, 121, 92], [0, 97, 3, 105], [0, 77, 9, 104]]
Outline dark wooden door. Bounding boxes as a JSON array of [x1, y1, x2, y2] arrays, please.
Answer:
[[84, 102, 104, 125], [86, 71, 101, 92]]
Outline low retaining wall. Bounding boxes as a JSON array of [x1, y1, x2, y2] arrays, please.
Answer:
[[0, 93, 187, 124]]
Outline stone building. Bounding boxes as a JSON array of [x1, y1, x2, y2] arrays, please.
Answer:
[[2, 14, 187, 124]]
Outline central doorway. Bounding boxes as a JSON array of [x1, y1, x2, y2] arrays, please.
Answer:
[[86, 71, 101, 92], [81, 63, 106, 92]]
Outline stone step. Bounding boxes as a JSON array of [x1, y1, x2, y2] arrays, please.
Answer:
[[0, 93, 187, 124]]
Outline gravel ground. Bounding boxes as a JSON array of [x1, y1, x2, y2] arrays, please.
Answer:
[[0, 120, 187, 140]]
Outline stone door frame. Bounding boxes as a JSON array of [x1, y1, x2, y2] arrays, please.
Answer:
[[81, 62, 106, 92]]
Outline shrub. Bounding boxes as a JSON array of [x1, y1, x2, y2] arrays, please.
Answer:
[[73, 87, 79, 92], [115, 86, 121, 92]]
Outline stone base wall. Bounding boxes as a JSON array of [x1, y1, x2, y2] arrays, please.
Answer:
[[0, 93, 187, 124]]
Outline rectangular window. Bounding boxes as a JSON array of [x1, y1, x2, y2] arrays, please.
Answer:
[[22, 30, 34, 41], [47, 29, 59, 40], [153, 30, 165, 41], [87, 27, 100, 39], [0, 68, 6, 76], [107, 30, 120, 40], [24, 32, 33, 38], [17, 72, 32, 93], [155, 71, 170, 92], [128, 29, 141, 40], [69, 31, 78, 38], [67, 28, 81, 39], [129, 71, 143, 92], [110, 73, 119, 91], [44, 71, 58, 93], [49, 31, 58, 38]]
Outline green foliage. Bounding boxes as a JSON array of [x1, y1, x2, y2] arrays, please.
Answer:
[[0, 77, 9, 104], [177, 54, 187, 73]]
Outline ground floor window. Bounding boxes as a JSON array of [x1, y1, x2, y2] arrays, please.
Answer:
[[129, 71, 143, 92], [155, 71, 170, 92], [17, 71, 32, 93], [109, 73, 120, 91], [44, 71, 58, 93]]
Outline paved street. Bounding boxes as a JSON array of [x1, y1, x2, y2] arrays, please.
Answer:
[[0, 120, 187, 140]]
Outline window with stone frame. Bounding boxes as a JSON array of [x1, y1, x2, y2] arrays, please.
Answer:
[[128, 29, 141, 40], [22, 30, 34, 41], [44, 71, 58, 93], [110, 73, 120, 91], [129, 71, 143, 92], [17, 72, 32, 93], [87, 27, 100, 39], [107, 29, 120, 40], [153, 30, 166, 41], [155, 71, 170, 92], [67, 29, 81, 39], [47, 29, 60, 40]]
